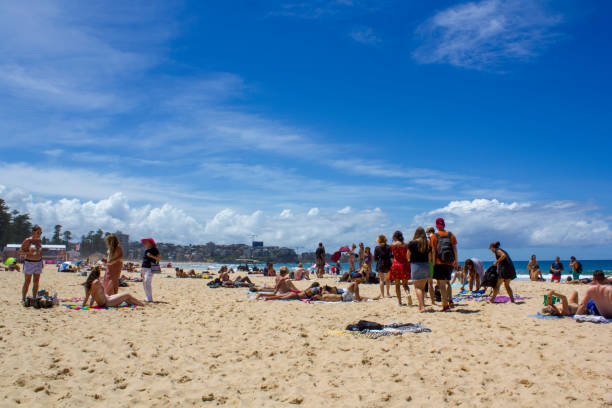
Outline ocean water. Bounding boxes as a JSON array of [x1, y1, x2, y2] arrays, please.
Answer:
[[172, 259, 612, 280]]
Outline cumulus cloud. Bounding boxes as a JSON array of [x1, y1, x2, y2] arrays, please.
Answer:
[[413, 199, 612, 249], [1, 186, 392, 248], [413, 0, 562, 70]]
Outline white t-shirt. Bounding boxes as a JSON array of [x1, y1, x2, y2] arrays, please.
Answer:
[[470, 258, 484, 280]]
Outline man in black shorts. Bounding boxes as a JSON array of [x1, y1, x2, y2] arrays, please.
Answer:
[[430, 218, 457, 312]]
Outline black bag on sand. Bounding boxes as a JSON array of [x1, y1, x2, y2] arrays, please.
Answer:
[[346, 320, 383, 331], [480, 265, 499, 289]]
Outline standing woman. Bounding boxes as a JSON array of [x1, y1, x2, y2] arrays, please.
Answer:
[[407, 227, 431, 312], [20, 225, 44, 303], [102, 234, 123, 295], [528, 255, 543, 281], [141, 238, 161, 303], [489, 241, 516, 303], [389, 231, 412, 306], [374, 235, 392, 298]]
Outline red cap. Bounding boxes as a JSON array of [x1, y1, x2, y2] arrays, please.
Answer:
[[141, 238, 157, 247], [435, 218, 445, 228]]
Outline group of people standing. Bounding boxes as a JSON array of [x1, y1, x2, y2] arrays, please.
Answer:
[[316, 217, 519, 312], [528, 255, 583, 282], [19, 225, 161, 306]]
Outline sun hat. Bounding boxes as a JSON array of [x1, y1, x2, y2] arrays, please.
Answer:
[[141, 238, 157, 247], [435, 218, 445, 229]]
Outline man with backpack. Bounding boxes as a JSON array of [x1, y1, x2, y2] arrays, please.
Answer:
[[430, 218, 457, 312]]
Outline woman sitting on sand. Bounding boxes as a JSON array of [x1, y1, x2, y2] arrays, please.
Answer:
[[82, 267, 145, 308], [528, 255, 543, 281], [252, 267, 298, 294]]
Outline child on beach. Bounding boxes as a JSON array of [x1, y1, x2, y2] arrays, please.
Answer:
[[20, 225, 43, 304], [141, 238, 161, 302]]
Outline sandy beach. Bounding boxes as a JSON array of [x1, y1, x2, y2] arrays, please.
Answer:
[[0, 265, 610, 407]]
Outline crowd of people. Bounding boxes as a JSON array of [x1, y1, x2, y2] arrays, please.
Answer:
[[10, 220, 612, 318]]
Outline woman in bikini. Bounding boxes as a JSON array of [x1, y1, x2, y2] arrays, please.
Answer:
[[82, 268, 145, 307], [541, 290, 579, 316], [256, 283, 322, 300]]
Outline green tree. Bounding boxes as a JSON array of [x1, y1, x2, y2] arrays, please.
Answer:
[[62, 230, 72, 244], [9, 211, 32, 244], [52, 225, 62, 244], [0, 199, 11, 248]]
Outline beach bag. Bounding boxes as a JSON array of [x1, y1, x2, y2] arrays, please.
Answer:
[[346, 320, 383, 332], [434, 232, 455, 264], [480, 265, 499, 289]]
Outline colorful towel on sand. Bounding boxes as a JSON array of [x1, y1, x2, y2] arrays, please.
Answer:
[[529, 312, 563, 320], [327, 323, 431, 339], [452, 290, 530, 303], [62, 302, 137, 311], [529, 313, 610, 323]]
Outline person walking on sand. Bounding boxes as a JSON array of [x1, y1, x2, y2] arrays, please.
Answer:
[[407, 227, 432, 312], [141, 238, 161, 302], [430, 218, 457, 311], [102, 234, 123, 295], [315, 243, 325, 278], [489, 241, 516, 303], [374, 235, 392, 298], [390, 231, 412, 306], [20, 225, 44, 303]]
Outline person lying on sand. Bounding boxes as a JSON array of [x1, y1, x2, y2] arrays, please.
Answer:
[[256, 282, 321, 300], [541, 290, 579, 317], [82, 267, 144, 307], [120, 274, 142, 283], [318, 273, 372, 302]]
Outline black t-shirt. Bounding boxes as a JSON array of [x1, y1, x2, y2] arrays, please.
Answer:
[[142, 247, 160, 268], [407, 240, 429, 263], [315, 247, 325, 262]]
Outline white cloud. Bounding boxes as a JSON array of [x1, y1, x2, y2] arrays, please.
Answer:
[[308, 208, 320, 216], [338, 206, 352, 214], [1, 186, 392, 248], [413, 198, 612, 249], [350, 27, 381, 45], [413, 0, 562, 70]]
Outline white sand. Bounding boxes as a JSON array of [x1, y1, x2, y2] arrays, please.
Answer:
[[0, 266, 610, 407]]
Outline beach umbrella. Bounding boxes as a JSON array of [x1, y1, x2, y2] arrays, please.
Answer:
[[4, 257, 16, 266]]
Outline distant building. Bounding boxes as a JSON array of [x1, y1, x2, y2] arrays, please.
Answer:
[[252, 241, 264, 247], [3, 244, 67, 264]]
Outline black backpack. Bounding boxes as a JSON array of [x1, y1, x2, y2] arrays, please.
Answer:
[[480, 265, 499, 289], [434, 232, 456, 264]]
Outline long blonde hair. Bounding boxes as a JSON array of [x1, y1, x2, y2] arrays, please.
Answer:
[[413, 227, 429, 253], [105, 234, 121, 258]]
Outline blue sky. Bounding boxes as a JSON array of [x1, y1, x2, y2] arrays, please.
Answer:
[[1, 0, 611, 259]]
